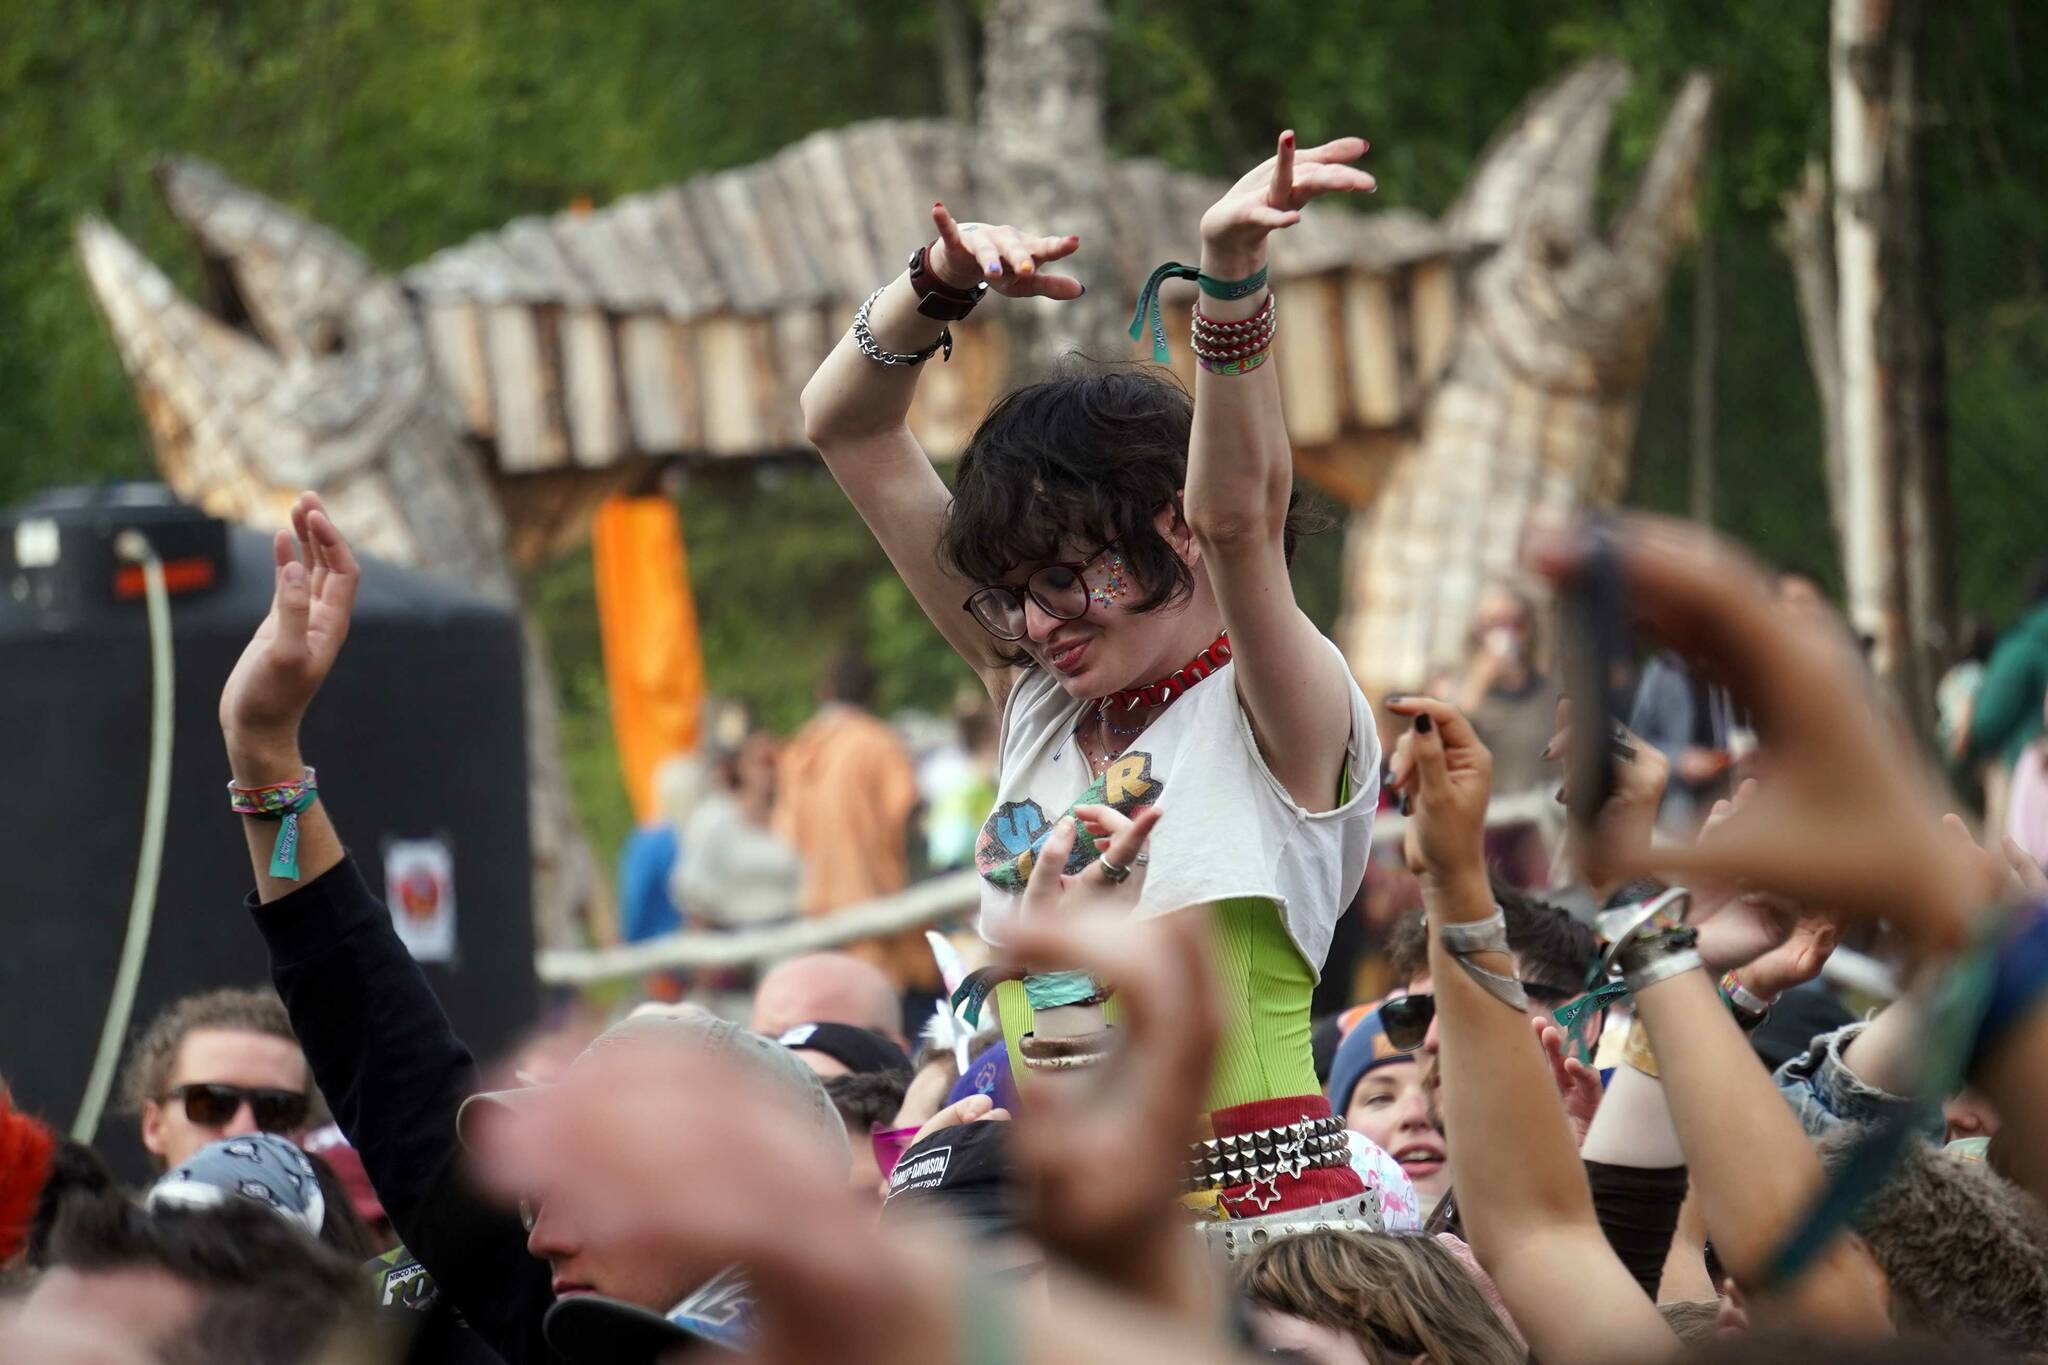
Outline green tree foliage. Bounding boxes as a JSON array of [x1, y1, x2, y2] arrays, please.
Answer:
[[4, 0, 2043, 867]]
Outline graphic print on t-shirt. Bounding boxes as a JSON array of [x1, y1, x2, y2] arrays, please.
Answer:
[[974, 749, 1161, 890]]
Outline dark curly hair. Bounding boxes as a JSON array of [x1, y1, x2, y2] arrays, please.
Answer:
[[937, 365, 1322, 659]]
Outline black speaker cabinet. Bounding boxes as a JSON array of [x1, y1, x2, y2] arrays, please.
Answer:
[[0, 486, 537, 1178]]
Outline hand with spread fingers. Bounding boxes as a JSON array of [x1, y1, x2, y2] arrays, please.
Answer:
[[1000, 824, 1225, 1318], [1383, 698, 1493, 895], [927, 202, 1084, 300], [1525, 516, 1980, 951], [1200, 131, 1375, 272]]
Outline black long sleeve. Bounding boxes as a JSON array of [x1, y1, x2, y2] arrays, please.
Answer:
[[250, 856, 558, 1364]]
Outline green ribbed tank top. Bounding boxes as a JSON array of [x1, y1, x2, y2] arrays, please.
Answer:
[[995, 895, 1319, 1110]]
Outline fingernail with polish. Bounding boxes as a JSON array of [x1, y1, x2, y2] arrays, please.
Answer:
[[1415, 713, 1433, 734]]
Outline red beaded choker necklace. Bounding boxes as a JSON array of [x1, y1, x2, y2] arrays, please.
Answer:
[[1097, 632, 1232, 713]]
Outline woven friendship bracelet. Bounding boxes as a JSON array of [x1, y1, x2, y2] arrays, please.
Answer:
[[228, 767, 319, 881], [1197, 348, 1272, 376]]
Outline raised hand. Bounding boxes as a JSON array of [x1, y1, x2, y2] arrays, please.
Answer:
[[1533, 1016, 1604, 1144], [1199, 131, 1374, 271], [1737, 915, 1840, 1000], [219, 492, 360, 782], [927, 202, 1083, 299], [1384, 698, 1493, 890]]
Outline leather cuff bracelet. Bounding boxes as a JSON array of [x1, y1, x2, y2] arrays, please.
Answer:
[[908, 243, 989, 321]]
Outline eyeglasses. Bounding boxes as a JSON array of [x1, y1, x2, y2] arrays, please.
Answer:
[[1379, 982, 1586, 1052], [164, 1083, 310, 1133], [962, 543, 1117, 642]]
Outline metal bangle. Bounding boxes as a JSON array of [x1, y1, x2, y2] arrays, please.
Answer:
[[852, 287, 951, 366], [1596, 886, 1694, 983], [1623, 946, 1705, 995], [1453, 955, 1530, 1012], [1437, 908, 1511, 956]]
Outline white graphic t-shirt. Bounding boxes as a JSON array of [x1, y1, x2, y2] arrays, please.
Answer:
[[976, 635, 1381, 977]]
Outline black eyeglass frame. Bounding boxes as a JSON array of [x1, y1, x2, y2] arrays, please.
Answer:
[[163, 1082, 311, 1133], [961, 541, 1118, 642]]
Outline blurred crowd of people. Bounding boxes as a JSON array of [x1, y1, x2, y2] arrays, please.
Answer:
[[6, 130, 2048, 1365]]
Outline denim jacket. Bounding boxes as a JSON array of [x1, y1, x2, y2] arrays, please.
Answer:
[[1772, 1020, 1944, 1143]]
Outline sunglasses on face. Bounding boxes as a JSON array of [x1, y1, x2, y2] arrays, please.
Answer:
[[963, 543, 1117, 642], [164, 1083, 310, 1133], [1378, 982, 1586, 1052]]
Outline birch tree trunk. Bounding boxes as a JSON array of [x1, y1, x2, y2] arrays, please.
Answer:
[[1830, 0, 1950, 726], [1831, 0, 1904, 683]]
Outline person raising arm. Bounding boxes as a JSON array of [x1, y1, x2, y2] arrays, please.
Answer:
[[799, 136, 1384, 1233]]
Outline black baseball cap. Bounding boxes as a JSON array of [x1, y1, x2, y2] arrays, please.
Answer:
[[775, 1022, 912, 1077], [542, 1265, 753, 1362]]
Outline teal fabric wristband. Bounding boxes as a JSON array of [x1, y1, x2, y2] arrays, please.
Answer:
[[1128, 260, 1272, 362], [1022, 969, 1105, 1012]]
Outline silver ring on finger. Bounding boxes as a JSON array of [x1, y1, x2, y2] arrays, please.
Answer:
[[1098, 856, 1132, 884], [1134, 852, 1150, 867]]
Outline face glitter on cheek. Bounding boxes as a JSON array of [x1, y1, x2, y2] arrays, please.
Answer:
[[1087, 550, 1130, 609]]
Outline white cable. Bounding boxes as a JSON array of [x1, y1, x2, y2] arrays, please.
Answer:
[[72, 532, 175, 1142]]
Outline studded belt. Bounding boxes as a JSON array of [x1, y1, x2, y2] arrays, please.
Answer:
[[1182, 1115, 1350, 1193]]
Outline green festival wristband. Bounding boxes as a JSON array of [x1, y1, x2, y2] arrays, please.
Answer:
[[1128, 260, 1272, 362]]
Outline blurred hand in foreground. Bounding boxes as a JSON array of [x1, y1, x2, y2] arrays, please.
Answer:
[[1527, 517, 1979, 951]]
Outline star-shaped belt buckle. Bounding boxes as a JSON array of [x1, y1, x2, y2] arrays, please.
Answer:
[[1235, 1176, 1283, 1213]]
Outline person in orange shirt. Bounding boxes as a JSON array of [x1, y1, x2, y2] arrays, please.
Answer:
[[775, 650, 920, 918]]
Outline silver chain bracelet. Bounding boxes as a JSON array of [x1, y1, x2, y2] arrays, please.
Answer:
[[853, 287, 951, 366]]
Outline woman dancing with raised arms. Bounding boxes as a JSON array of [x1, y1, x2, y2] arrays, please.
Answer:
[[801, 133, 1385, 1238]]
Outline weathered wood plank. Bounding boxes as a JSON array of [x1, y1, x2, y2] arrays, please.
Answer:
[[696, 315, 769, 455], [424, 300, 494, 437], [619, 314, 686, 453], [560, 307, 625, 464], [1342, 271, 1405, 427], [645, 187, 730, 319], [1409, 259, 1458, 392], [905, 317, 1006, 459], [1274, 278, 1343, 447], [485, 304, 555, 470]]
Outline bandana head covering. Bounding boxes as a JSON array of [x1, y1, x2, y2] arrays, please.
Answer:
[[146, 1132, 325, 1236]]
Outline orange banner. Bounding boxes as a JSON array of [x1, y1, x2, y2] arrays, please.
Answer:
[[593, 495, 706, 821]]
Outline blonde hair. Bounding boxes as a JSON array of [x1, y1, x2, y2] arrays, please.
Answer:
[[1238, 1230, 1525, 1365]]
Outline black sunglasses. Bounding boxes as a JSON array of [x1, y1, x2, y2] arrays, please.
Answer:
[[1378, 993, 1435, 1052], [1379, 983, 1581, 1051], [963, 543, 1117, 642], [164, 1083, 310, 1133]]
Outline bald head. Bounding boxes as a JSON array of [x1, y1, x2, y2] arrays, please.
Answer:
[[752, 953, 905, 1050]]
